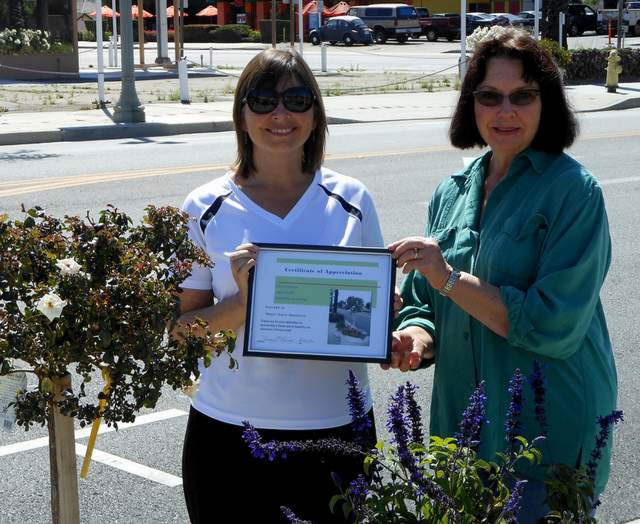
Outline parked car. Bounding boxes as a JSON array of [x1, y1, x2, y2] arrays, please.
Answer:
[[309, 15, 373, 46], [347, 3, 421, 43], [416, 11, 461, 41], [517, 10, 541, 27], [567, 3, 599, 35], [465, 13, 495, 32], [489, 12, 528, 27]]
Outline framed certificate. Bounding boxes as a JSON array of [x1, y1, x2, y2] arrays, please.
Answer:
[[243, 244, 396, 363]]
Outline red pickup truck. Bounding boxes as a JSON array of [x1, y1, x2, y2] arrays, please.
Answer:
[[415, 8, 461, 41]]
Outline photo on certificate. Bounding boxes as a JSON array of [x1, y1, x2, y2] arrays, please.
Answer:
[[243, 244, 395, 363]]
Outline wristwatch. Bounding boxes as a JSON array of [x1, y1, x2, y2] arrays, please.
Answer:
[[439, 268, 461, 297]]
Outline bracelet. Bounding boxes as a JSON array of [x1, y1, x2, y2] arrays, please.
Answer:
[[439, 268, 461, 297]]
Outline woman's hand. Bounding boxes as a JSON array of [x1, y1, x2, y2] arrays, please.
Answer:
[[381, 326, 435, 372], [388, 236, 450, 292], [228, 243, 259, 307]]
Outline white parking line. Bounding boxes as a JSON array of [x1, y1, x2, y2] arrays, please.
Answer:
[[75, 444, 183, 487], [0, 408, 188, 458]]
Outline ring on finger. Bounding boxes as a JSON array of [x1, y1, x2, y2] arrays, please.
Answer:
[[413, 247, 419, 260]]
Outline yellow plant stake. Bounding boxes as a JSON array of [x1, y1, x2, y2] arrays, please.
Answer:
[[80, 367, 111, 479]]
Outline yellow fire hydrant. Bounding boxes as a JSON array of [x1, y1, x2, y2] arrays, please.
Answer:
[[605, 49, 622, 93]]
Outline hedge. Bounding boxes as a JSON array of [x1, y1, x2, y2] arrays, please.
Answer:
[[566, 48, 640, 82]]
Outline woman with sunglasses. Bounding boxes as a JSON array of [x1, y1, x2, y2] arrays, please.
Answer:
[[175, 49, 382, 523], [385, 28, 617, 520]]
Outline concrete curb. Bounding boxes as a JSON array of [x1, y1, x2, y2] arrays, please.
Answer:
[[1, 95, 638, 146]]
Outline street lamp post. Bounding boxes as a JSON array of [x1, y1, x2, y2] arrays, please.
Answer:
[[114, 0, 146, 123]]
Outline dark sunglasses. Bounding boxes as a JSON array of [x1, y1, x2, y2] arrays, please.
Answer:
[[473, 89, 541, 107], [243, 86, 315, 114]]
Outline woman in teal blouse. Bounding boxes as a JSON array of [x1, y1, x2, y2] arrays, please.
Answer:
[[386, 29, 618, 521]]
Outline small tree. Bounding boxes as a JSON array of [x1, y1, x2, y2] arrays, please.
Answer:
[[0, 205, 235, 523]]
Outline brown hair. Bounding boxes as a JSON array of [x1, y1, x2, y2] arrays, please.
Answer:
[[449, 28, 577, 153], [232, 49, 328, 178]]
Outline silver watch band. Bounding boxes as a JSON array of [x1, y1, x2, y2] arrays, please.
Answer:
[[439, 268, 461, 297]]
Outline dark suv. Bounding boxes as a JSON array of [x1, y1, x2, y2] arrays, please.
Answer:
[[567, 3, 599, 36]]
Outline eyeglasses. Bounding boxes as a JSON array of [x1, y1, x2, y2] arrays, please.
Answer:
[[243, 86, 315, 114], [473, 89, 541, 107]]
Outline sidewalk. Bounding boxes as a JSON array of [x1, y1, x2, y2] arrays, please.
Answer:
[[1, 79, 639, 146]]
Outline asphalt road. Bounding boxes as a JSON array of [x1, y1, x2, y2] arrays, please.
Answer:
[[77, 33, 640, 75], [1, 109, 639, 523]]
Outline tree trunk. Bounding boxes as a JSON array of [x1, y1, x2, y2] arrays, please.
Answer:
[[48, 374, 81, 524], [541, 0, 569, 42], [36, 0, 49, 32]]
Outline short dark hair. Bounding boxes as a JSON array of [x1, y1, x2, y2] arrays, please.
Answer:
[[449, 28, 577, 153], [232, 49, 328, 178]]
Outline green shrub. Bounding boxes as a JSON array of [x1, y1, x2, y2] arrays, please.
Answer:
[[209, 26, 242, 43], [539, 38, 572, 70], [566, 48, 640, 82], [182, 24, 219, 42], [78, 30, 96, 42]]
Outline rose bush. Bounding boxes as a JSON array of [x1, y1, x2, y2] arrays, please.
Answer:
[[0, 205, 235, 430]]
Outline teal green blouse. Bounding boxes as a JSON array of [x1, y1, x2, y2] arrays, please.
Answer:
[[396, 148, 618, 493]]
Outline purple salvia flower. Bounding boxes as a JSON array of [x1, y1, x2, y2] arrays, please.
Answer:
[[586, 410, 624, 480], [415, 477, 460, 524], [243, 422, 363, 462], [403, 381, 424, 445], [241, 421, 301, 461], [505, 369, 525, 447], [455, 381, 487, 449], [528, 361, 548, 436], [346, 369, 373, 448], [349, 473, 370, 501], [280, 506, 313, 524], [503, 479, 526, 523], [386, 384, 413, 470]]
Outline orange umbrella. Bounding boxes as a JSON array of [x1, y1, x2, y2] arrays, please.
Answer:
[[166, 5, 185, 17], [302, 0, 317, 15], [196, 5, 218, 16], [325, 1, 350, 17], [89, 5, 120, 18], [132, 5, 154, 18]]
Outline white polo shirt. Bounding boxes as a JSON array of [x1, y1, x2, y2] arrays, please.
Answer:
[[181, 167, 384, 429]]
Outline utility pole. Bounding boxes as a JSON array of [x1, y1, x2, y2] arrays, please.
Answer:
[[616, 0, 624, 49], [271, 0, 276, 47], [155, 0, 170, 64], [114, 0, 146, 123]]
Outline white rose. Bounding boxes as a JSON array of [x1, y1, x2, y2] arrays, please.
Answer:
[[56, 257, 83, 275], [36, 293, 67, 322]]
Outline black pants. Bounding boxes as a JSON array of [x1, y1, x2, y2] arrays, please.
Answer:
[[182, 407, 376, 524]]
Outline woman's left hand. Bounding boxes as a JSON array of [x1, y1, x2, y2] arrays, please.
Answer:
[[228, 243, 259, 306], [388, 236, 450, 291]]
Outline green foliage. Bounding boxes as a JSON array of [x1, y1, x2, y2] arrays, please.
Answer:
[[182, 23, 219, 42], [566, 48, 640, 82], [0, 27, 70, 55], [209, 24, 261, 43], [78, 30, 96, 42], [539, 38, 572, 70], [0, 205, 236, 430], [333, 433, 542, 522], [543, 465, 597, 523]]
